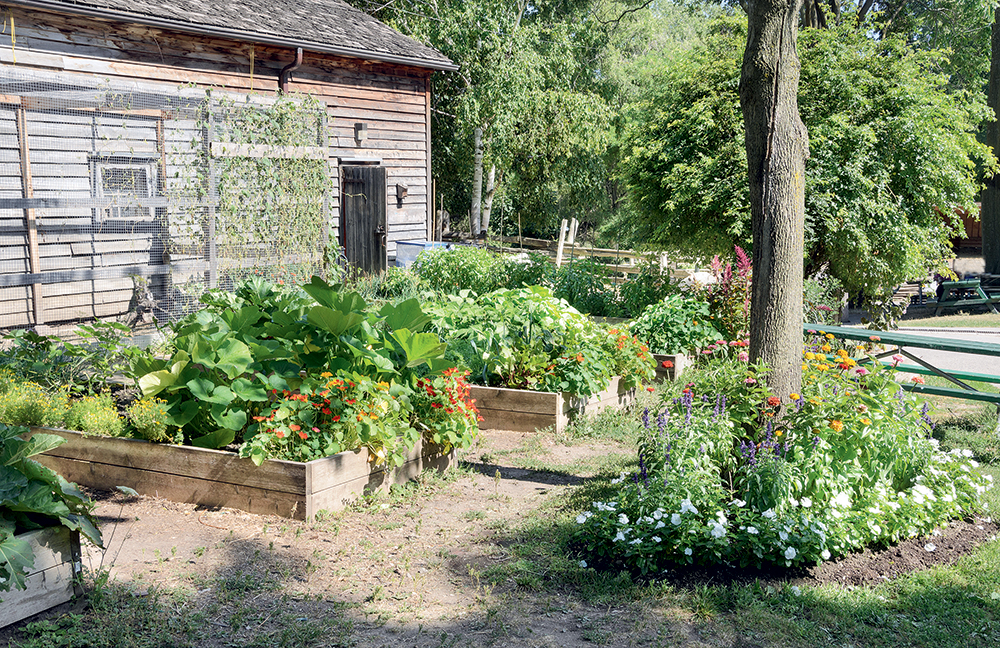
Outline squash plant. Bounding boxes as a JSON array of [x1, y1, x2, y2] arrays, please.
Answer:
[[134, 277, 449, 451], [1, 423, 102, 594]]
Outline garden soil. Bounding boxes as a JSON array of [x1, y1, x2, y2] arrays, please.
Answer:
[[4, 429, 997, 647]]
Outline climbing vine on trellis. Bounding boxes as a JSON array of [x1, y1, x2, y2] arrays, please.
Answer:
[[211, 93, 330, 286]]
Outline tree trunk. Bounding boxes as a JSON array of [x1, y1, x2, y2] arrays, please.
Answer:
[[984, 8, 1000, 275], [481, 164, 497, 234], [470, 127, 484, 238], [739, 0, 809, 399]]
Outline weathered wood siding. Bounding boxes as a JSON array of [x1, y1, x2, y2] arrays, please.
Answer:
[[0, 5, 432, 328]]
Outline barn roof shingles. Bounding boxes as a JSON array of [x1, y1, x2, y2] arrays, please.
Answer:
[[10, 0, 456, 70]]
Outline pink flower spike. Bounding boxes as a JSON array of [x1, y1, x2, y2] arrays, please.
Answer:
[[855, 367, 870, 375]]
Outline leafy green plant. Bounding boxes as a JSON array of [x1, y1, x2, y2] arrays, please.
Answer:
[[412, 245, 512, 295], [425, 286, 639, 397], [411, 368, 481, 452], [803, 273, 844, 325], [617, 259, 679, 318], [552, 258, 621, 317], [1, 422, 103, 593], [240, 371, 417, 466], [0, 381, 68, 428], [134, 276, 449, 458], [126, 397, 171, 443], [575, 349, 993, 574], [629, 293, 723, 355], [0, 329, 87, 392], [64, 395, 125, 437]]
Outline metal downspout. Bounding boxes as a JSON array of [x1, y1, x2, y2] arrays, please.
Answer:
[[279, 47, 303, 93]]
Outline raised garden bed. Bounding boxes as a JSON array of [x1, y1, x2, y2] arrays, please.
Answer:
[[652, 353, 690, 382], [26, 428, 453, 521], [471, 376, 636, 434], [1, 527, 82, 629]]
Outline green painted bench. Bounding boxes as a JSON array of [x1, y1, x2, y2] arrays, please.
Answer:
[[804, 323, 1000, 430]]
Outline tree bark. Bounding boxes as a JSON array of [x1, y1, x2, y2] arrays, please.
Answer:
[[481, 164, 496, 234], [739, 0, 809, 399], [984, 9, 1000, 275], [470, 127, 484, 238]]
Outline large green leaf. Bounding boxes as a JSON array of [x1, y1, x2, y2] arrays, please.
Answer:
[[210, 405, 247, 432], [391, 329, 447, 368], [231, 378, 268, 402], [138, 351, 190, 397], [2, 434, 65, 466], [190, 428, 236, 449], [380, 298, 431, 332], [221, 305, 265, 333], [165, 400, 200, 428], [0, 534, 34, 592], [186, 379, 235, 406], [307, 306, 363, 336], [301, 275, 338, 308], [214, 338, 253, 379]]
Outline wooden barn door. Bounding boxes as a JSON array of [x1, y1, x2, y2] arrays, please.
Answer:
[[341, 165, 387, 274]]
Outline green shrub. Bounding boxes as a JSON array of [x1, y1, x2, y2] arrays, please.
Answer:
[[347, 265, 423, 303], [575, 343, 993, 574], [412, 245, 510, 295], [126, 397, 171, 442], [425, 286, 654, 396], [0, 380, 68, 427], [64, 394, 126, 437], [618, 260, 679, 318], [629, 293, 724, 354], [552, 258, 621, 317]]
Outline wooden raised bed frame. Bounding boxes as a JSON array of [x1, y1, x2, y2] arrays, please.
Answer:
[[1, 527, 82, 629], [471, 376, 638, 434], [27, 428, 452, 521]]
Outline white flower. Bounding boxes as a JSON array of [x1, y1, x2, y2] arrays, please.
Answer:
[[832, 491, 852, 508], [653, 509, 663, 520], [680, 499, 699, 515], [762, 509, 776, 519], [924, 543, 937, 552], [614, 531, 626, 542], [789, 498, 799, 508], [652, 536, 662, 543], [576, 514, 588, 524], [655, 521, 666, 530], [747, 526, 759, 535], [800, 497, 812, 508], [684, 547, 693, 556], [962, 449, 974, 457], [630, 538, 642, 545], [710, 523, 727, 538], [779, 531, 788, 542], [869, 523, 882, 536], [790, 586, 801, 597], [618, 514, 630, 525], [671, 513, 682, 526], [579, 560, 588, 568], [821, 549, 831, 560], [732, 499, 746, 507], [784, 546, 797, 560]]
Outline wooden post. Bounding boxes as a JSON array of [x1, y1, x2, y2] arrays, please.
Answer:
[[554, 218, 568, 267], [15, 105, 44, 327]]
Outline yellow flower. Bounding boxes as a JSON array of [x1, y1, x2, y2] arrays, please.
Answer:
[[320, 371, 333, 378], [817, 364, 830, 371], [789, 392, 800, 400], [775, 429, 783, 437], [801, 363, 808, 371], [860, 417, 871, 425], [826, 333, 835, 340], [804, 352, 816, 360], [828, 419, 844, 432], [821, 344, 832, 353], [836, 349, 849, 358], [846, 358, 857, 367]]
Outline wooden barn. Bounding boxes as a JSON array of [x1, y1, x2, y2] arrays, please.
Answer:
[[0, 0, 456, 330]]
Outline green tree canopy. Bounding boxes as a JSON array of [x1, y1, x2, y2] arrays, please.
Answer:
[[620, 15, 994, 296]]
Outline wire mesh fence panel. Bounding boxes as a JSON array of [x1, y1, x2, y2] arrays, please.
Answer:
[[0, 66, 331, 334]]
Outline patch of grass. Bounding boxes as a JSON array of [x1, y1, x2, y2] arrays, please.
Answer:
[[901, 312, 1000, 329]]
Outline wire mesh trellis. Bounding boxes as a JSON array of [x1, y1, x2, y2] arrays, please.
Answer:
[[0, 66, 331, 333]]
